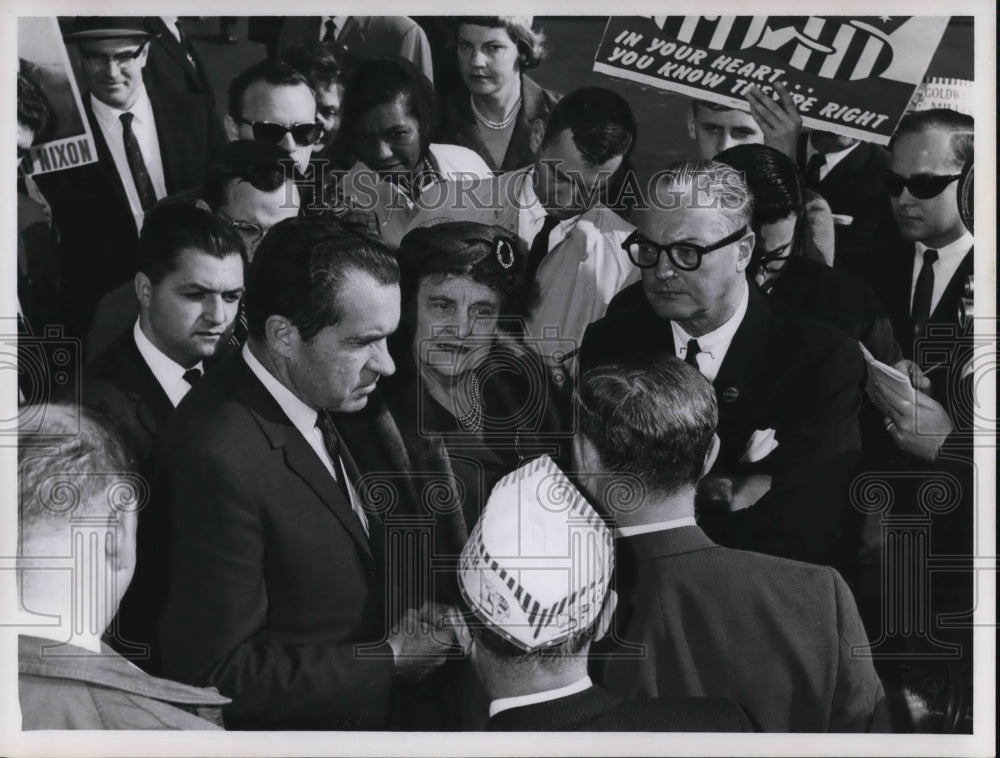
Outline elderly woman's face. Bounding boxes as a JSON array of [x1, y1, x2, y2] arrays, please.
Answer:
[[413, 274, 501, 379], [457, 24, 521, 99], [353, 95, 423, 179]]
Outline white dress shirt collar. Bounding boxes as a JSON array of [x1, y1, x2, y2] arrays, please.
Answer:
[[805, 139, 862, 183], [671, 278, 750, 383], [517, 169, 581, 255], [912, 232, 974, 312], [133, 320, 202, 408], [242, 342, 318, 437], [489, 676, 592, 718], [90, 85, 153, 128], [614, 516, 697, 539]]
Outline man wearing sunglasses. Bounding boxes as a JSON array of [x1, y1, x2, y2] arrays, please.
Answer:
[[580, 161, 864, 565], [874, 109, 974, 397], [35, 17, 225, 341], [225, 58, 321, 176]]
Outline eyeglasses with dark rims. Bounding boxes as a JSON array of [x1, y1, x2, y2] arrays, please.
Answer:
[[622, 225, 749, 271]]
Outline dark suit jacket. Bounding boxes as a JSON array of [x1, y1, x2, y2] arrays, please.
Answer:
[[798, 138, 903, 277], [487, 685, 754, 731], [437, 75, 561, 172], [145, 350, 408, 730], [143, 18, 214, 100], [598, 525, 889, 732], [34, 88, 226, 338], [867, 240, 974, 408], [277, 16, 433, 84], [82, 329, 174, 473], [582, 284, 864, 564]]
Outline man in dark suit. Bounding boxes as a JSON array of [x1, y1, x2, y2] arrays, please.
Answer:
[[798, 130, 902, 277], [452, 456, 754, 732], [276, 16, 433, 85], [83, 204, 245, 473], [576, 357, 890, 732], [580, 161, 864, 565], [142, 17, 215, 101], [869, 109, 974, 414], [147, 217, 455, 729], [36, 17, 226, 339]]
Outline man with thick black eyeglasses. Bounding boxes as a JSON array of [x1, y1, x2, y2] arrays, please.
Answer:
[[870, 108, 974, 405], [35, 17, 225, 340], [580, 160, 864, 566]]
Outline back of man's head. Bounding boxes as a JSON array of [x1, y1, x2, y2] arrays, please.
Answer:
[[889, 108, 974, 170], [542, 86, 637, 166], [715, 143, 803, 228], [137, 203, 246, 285], [244, 216, 399, 342], [578, 357, 718, 504], [227, 58, 312, 120], [19, 404, 135, 557]]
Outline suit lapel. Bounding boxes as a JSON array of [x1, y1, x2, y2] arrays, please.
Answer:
[[83, 96, 132, 216], [502, 76, 546, 171], [930, 247, 973, 321], [340, 17, 365, 53], [239, 365, 374, 561], [148, 18, 202, 88], [118, 335, 175, 439], [148, 89, 183, 193]]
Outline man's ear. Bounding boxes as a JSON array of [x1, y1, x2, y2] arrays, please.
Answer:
[[134, 272, 152, 310], [593, 589, 618, 642], [572, 433, 604, 500], [224, 114, 241, 142], [194, 198, 213, 213], [734, 230, 755, 273], [451, 612, 474, 657], [265, 314, 298, 358], [700, 433, 721, 479]]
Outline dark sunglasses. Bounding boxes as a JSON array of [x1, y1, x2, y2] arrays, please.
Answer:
[[884, 171, 961, 200], [235, 118, 323, 148], [623, 225, 748, 272]]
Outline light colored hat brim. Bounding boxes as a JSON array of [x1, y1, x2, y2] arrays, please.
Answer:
[[65, 29, 155, 42]]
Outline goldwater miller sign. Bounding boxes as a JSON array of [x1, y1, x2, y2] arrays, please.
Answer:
[[593, 16, 950, 145]]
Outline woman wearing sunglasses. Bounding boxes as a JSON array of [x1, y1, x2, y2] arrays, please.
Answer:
[[335, 57, 492, 248], [716, 143, 902, 366]]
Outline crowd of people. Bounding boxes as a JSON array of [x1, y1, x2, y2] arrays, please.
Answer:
[[15, 16, 978, 734]]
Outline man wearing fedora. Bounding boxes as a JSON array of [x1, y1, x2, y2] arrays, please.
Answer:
[[35, 17, 225, 340]]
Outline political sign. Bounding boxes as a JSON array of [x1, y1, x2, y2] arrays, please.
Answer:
[[592, 16, 950, 145], [17, 17, 98, 177], [908, 77, 974, 116]]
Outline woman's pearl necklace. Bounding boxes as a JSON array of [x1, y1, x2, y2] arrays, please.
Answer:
[[471, 95, 521, 131], [455, 369, 483, 433]]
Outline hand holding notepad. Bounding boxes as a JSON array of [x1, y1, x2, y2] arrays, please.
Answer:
[[859, 343, 917, 416]]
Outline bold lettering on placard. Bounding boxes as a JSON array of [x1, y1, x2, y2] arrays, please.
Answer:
[[614, 30, 644, 48]]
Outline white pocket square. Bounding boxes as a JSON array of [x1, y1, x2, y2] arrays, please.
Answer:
[[740, 428, 778, 463]]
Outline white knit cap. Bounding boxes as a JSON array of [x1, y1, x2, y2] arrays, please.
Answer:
[[458, 455, 613, 652]]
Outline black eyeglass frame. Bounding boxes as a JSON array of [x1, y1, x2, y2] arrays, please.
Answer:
[[79, 41, 149, 69], [233, 117, 324, 148], [884, 171, 962, 200], [622, 225, 749, 271]]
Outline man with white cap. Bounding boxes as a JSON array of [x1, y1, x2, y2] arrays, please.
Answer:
[[454, 455, 754, 731]]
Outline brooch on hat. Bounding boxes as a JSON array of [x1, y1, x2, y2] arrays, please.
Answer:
[[495, 237, 516, 270]]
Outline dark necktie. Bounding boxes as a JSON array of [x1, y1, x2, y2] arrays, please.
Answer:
[[228, 301, 248, 348], [804, 152, 827, 189], [911, 248, 939, 338], [526, 214, 561, 281], [119, 112, 159, 211], [684, 338, 702, 371], [323, 19, 339, 43], [182, 368, 203, 387], [316, 412, 359, 517]]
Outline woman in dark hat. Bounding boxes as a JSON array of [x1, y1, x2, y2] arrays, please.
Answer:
[[437, 16, 560, 173], [384, 220, 572, 542]]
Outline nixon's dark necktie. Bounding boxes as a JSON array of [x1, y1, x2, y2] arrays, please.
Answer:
[[911, 248, 939, 338], [804, 152, 827, 189], [526, 214, 561, 281], [323, 19, 339, 43], [182, 368, 203, 387], [685, 339, 702, 370], [316, 411, 368, 535], [119, 112, 158, 211]]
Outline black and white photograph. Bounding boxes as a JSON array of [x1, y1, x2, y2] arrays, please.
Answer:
[[2, 4, 994, 757]]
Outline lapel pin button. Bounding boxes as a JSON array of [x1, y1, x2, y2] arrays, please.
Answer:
[[721, 387, 740, 403]]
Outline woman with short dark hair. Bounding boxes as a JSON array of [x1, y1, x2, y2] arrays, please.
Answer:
[[437, 17, 560, 172], [336, 57, 491, 247]]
